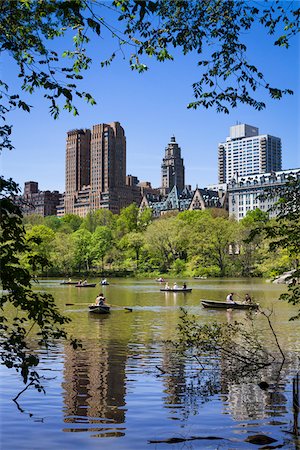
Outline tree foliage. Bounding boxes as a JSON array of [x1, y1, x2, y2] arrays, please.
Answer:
[[0, 178, 80, 394], [1, 0, 299, 395], [248, 177, 300, 319]]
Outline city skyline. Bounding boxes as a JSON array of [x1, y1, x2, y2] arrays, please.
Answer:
[[1, 16, 299, 192]]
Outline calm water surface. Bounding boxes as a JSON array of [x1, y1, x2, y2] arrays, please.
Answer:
[[1, 278, 300, 449]]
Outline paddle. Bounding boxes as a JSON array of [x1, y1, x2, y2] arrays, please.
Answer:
[[109, 303, 133, 312], [65, 302, 133, 311]]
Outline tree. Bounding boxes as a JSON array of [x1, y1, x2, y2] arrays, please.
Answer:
[[177, 210, 238, 276], [237, 209, 270, 277], [44, 215, 62, 231], [61, 214, 83, 232], [116, 204, 141, 237], [144, 217, 186, 271], [1, 0, 299, 131], [0, 178, 79, 396], [119, 231, 145, 270], [90, 226, 113, 270], [72, 228, 93, 272], [249, 177, 300, 319], [50, 232, 76, 275], [25, 225, 56, 273], [1, 0, 299, 395], [81, 210, 116, 233]]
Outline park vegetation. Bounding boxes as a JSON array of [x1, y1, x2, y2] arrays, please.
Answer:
[[20, 204, 298, 281], [1, 1, 299, 395]]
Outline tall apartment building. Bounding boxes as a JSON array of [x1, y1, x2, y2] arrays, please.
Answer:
[[90, 122, 126, 211], [65, 128, 91, 214], [161, 136, 185, 195], [64, 122, 141, 216], [218, 124, 282, 183]]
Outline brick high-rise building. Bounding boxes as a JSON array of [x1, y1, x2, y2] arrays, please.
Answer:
[[161, 136, 185, 195], [65, 128, 91, 214], [90, 122, 126, 212], [63, 122, 141, 216], [218, 124, 282, 183]]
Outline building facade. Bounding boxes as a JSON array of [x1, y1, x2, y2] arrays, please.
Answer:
[[18, 181, 61, 216], [161, 136, 185, 195], [63, 122, 141, 216], [218, 124, 282, 183], [228, 168, 300, 221], [65, 129, 91, 214], [140, 185, 226, 217]]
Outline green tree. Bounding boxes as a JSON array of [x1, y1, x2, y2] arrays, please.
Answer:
[[81, 210, 116, 233], [249, 177, 300, 319], [144, 217, 186, 272], [119, 231, 145, 270], [50, 232, 76, 275], [1, 0, 299, 394], [2, 0, 298, 129], [116, 204, 141, 236], [61, 214, 83, 232], [23, 214, 44, 228], [90, 226, 113, 270], [178, 211, 238, 276], [24, 224, 56, 274], [237, 209, 270, 277], [44, 215, 62, 231], [72, 228, 93, 272], [0, 178, 79, 396]]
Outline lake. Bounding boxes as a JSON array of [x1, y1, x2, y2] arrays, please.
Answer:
[[1, 278, 299, 449]]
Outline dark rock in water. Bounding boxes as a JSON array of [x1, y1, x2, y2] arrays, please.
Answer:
[[258, 381, 270, 390], [245, 434, 277, 445]]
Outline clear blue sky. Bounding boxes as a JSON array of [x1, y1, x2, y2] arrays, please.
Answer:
[[1, 7, 300, 193]]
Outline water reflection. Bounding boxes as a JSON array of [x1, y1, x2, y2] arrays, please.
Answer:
[[2, 278, 300, 449], [62, 317, 128, 438]]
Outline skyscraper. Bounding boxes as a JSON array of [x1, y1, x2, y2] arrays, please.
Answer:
[[161, 136, 185, 195], [218, 124, 282, 183], [64, 122, 140, 216], [90, 122, 126, 211], [65, 128, 91, 214]]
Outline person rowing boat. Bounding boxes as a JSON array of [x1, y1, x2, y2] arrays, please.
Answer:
[[95, 292, 106, 306], [226, 293, 236, 304]]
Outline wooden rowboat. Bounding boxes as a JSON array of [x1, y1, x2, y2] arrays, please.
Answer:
[[60, 281, 78, 285], [201, 300, 259, 310], [160, 288, 192, 293], [75, 283, 96, 288], [89, 305, 110, 314]]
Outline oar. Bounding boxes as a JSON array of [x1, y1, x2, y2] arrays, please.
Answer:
[[109, 303, 133, 312], [65, 302, 133, 311], [65, 302, 91, 306]]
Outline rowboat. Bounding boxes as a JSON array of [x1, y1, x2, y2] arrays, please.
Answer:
[[89, 305, 110, 314], [201, 300, 259, 310], [160, 288, 192, 293], [75, 283, 96, 288], [100, 281, 109, 285], [60, 281, 78, 285]]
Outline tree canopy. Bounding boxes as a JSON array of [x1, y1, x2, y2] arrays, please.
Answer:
[[1, 0, 299, 396], [1, 0, 299, 140]]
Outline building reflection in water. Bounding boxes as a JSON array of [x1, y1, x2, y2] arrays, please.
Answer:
[[61, 317, 128, 438], [158, 339, 290, 425]]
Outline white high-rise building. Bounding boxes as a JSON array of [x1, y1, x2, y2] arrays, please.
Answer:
[[218, 124, 282, 183]]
